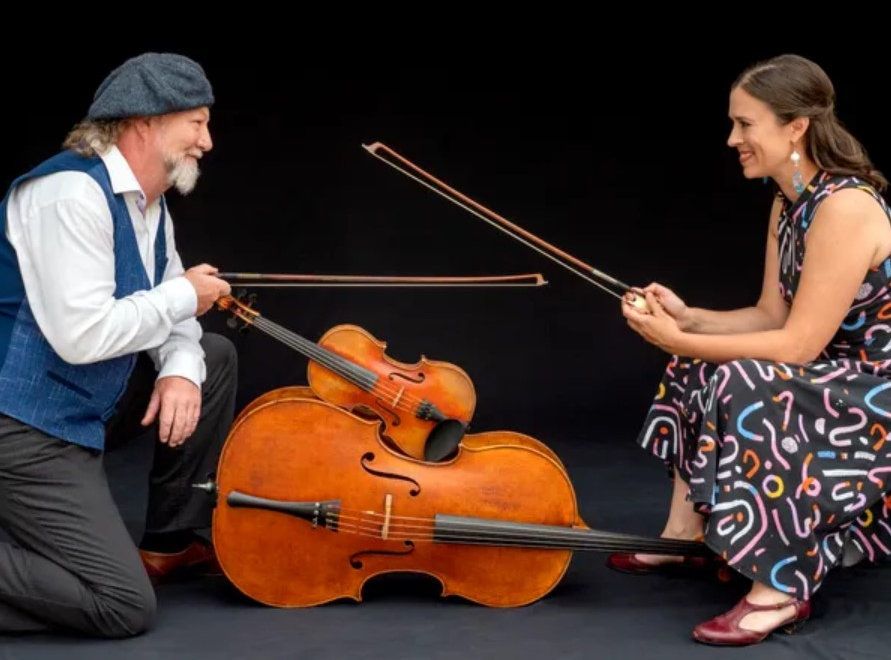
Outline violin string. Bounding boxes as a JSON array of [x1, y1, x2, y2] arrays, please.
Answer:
[[245, 314, 406, 404], [365, 147, 626, 302], [252, 318, 429, 416], [250, 320, 380, 394], [251, 317, 420, 404], [249, 315, 442, 416]]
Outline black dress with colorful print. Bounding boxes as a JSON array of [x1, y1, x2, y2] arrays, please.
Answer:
[[637, 172, 891, 600]]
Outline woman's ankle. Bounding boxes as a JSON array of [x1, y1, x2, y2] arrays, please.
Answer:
[[661, 524, 704, 541]]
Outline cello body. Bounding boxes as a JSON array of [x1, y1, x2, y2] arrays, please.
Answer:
[[213, 397, 579, 607]]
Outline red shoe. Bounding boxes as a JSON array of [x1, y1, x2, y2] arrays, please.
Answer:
[[606, 552, 716, 577], [139, 540, 222, 584], [692, 596, 811, 646]]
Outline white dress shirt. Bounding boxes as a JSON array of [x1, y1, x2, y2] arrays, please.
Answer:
[[4, 146, 205, 387]]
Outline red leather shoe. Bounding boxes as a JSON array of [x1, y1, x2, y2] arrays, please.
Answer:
[[692, 596, 811, 646], [139, 540, 222, 584], [606, 552, 715, 577]]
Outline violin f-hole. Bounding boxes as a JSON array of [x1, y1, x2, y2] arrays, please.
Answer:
[[389, 371, 425, 384], [372, 400, 402, 427]]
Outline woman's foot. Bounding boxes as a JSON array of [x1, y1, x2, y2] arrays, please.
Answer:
[[630, 551, 685, 567], [692, 583, 810, 646], [606, 529, 709, 574], [606, 551, 712, 575], [633, 525, 704, 567]]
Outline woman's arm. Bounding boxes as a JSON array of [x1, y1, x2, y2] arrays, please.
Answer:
[[626, 189, 883, 364], [680, 196, 789, 334]]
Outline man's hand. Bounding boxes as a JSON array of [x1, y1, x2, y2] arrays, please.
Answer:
[[184, 264, 231, 316], [141, 376, 201, 447]]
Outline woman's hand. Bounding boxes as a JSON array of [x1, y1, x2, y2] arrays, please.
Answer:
[[638, 282, 690, 330], [622, 290, 684, 354]]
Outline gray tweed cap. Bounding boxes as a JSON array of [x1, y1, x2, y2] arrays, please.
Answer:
[[87, 52, 214, 120]]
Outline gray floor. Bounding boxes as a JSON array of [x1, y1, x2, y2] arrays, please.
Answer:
[[1, 432, 887, 659]]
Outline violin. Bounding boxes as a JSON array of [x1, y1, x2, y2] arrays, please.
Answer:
[[217, 295, 476, 462], [209, 396, 707, 607]]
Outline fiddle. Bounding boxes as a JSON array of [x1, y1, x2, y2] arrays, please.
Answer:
[[217, 295, 476, 462], [210, 397, 707, 607]]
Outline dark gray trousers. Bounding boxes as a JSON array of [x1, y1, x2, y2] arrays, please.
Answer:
[[0, 333, 237, 637]]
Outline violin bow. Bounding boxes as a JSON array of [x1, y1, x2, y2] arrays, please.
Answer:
[[362, 142, 648, 310], [217, 273, 547, 288]]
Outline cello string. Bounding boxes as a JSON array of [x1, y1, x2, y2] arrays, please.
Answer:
[[330, 520, 704, 553], [334, 512, 703, 547], [313, 511, 705, 553]]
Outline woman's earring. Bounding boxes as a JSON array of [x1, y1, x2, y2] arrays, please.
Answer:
[[791, 149, 805, 194]]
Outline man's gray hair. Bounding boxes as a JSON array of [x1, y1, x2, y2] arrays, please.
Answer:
[[62, 120, 126, 157]]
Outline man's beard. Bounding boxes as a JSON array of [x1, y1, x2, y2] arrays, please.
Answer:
[[164, 154, 200, 195]]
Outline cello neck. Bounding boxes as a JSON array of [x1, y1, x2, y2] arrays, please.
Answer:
[[433, 514, 708, 556]]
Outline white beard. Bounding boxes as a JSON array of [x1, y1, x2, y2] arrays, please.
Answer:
[[165, 155, 200, 195]]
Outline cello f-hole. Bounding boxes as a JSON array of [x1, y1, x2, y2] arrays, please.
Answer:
[[360, 452, 421, 496], [349, 541, 415, 569]]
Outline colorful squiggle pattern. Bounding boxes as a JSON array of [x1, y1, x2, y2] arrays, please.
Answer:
[[638, 174, 891, 597]]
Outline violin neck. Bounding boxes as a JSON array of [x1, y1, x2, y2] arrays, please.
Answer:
[[250, 317, 378, 392], [433, 515, 708, 556]]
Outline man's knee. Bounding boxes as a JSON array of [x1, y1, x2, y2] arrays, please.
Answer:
[[93, 577, 157, 638]]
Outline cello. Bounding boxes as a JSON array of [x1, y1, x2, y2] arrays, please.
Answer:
[[210, 396, 708, 607]]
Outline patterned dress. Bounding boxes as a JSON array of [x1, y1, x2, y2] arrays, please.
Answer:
[[637, 172, 891, 600]]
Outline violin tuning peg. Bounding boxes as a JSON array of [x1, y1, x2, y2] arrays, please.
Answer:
[[226, 317, 238, 329]]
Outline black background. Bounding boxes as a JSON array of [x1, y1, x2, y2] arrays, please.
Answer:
[[11, 36, 887, 447], [4, 26, 891, 658]]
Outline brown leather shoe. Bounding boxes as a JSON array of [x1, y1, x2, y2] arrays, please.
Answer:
[[139, 540, 222, 584], [692, 596, 811, 646]]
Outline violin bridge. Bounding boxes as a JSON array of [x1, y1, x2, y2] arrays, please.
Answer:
[[381, 493, 393, 540], [391, 386, 405, 408]]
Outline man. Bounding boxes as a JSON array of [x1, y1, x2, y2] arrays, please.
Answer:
[[0, 52, 235, 637]]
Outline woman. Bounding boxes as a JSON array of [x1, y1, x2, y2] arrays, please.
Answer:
[[618, 53, 891, 646]]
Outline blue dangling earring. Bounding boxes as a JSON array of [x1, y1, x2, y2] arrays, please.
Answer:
[[791, 148, 805, 194]]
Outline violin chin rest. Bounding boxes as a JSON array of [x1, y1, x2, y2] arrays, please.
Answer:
[[424, 419, 466, 462]]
